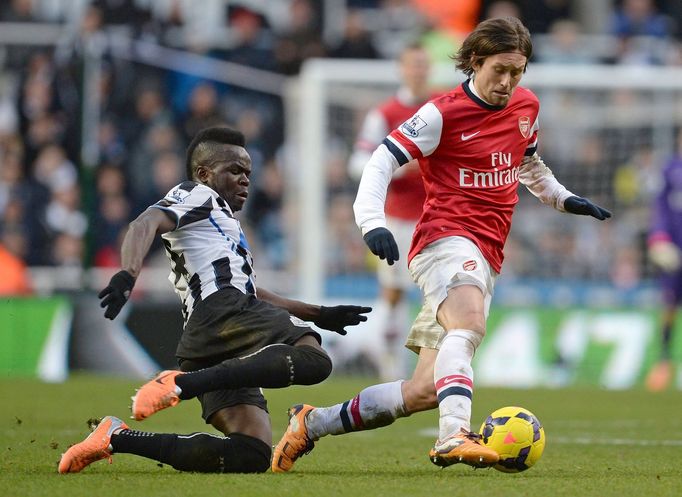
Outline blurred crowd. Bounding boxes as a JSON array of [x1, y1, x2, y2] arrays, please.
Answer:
[[1, 0, 682, 295]]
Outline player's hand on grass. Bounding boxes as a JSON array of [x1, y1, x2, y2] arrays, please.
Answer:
[[313, 305, 372, 335], [363, 227, 399, 265], [98, 270, 136, 320], [564, 196, 612, 221]]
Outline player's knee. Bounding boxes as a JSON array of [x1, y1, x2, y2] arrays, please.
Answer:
[[223, 433, 271, 473], [295, 344, 332, 385], [224, 433, 272, 473]]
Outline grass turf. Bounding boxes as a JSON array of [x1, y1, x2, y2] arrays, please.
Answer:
[[2, 374, 680, 497]]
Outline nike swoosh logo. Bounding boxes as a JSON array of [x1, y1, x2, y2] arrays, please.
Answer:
[[442, 377, 461, 385], [461, 131, 480, 141]]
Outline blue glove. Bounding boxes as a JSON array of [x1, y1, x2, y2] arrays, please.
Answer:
[[564, 196, 612, 220], [363, 227, 399, 265]]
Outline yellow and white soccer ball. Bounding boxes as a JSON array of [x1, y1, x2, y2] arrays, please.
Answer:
[[478, 406, 546, 473]]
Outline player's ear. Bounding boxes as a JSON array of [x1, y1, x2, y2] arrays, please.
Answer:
[[196, 165, 211, 183]]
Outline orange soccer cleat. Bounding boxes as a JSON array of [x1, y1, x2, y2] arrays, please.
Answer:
[[131, 370, 183, 421], [271, 404, 316, 473], [58, 416, 128, 474], [429, 428, 500, 469], [646, 360, 673, 392]]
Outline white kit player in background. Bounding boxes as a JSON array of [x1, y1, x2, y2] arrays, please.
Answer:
[[348, 43, 440, 381], [272, 17, 611, 474]]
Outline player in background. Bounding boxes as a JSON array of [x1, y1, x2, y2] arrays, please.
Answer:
[[646, 129, 682, 391], [348, 43, 440, 381], [58, 127, 370, 474], [272, 17, 611, 473]]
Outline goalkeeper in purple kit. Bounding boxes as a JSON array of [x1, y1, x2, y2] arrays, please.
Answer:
[[646, 131, 682, 391]]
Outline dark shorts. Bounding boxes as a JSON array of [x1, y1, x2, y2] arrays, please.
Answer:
[[179, 356, 269, 422], [176, 287, 321, 422]]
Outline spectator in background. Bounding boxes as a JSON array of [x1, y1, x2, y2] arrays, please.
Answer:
[[272, 0, 325, 75], [646, 129, 682, 391], [536, 19, 597, 64], [92, 164, 130, 267], [223, 6, 275, 71], [328, 9, 379, 59], [347, 43, 438, 380], [482, 0, 521, 21], [179, 82, 224, 144], [610, 0, 674, 65]]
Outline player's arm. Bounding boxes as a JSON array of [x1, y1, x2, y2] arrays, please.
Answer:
[[518, 153, 611, 220], [257, 288, 371, 336], [99, 208, 176, 319], [354, 102, 442, 264]]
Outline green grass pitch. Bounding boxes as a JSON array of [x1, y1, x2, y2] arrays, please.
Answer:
[[2, 374, 681, 497]]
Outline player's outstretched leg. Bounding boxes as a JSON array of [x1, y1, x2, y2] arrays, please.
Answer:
[[58, 416, 128, 473], [429, 428, 499, 468], [131, 370, 183, 421], [271, 404, 316, 472]]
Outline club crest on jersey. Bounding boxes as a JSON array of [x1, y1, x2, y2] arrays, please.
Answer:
[[400, 115, 427, 137], [518, 116, 531, 138], [463, 259, 477, 271], [168, 188, 191, 204]]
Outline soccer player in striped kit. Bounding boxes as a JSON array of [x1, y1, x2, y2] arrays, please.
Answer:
[[272, 17, 611, 472], [58, 127, 371, 474]]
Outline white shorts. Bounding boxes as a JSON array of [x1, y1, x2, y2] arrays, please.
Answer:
[[376, 216, 418, 290], [408, 236, 497, 318], [405, 300, 445, 353]]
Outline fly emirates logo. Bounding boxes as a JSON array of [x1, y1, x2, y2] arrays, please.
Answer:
[[459, 152, 518, 188]]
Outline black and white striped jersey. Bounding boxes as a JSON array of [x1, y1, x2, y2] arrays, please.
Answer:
[[152, 181, 256, 324]]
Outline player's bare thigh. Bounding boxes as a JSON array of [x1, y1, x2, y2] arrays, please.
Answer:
[[401, 347, 438, 413], [209, 404, 272, 447], [436, 284, 486, 335]]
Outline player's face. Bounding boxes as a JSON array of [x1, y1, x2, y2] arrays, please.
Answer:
[[400, 48, 431, 93], [198, 144, 252, 211], [472, 52, 527, 107]]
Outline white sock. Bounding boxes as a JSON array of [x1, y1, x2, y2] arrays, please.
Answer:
[[306, 381, 406, 440], [434, 329, 480, 440]]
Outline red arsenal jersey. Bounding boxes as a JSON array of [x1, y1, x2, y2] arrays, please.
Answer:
[[383, 81, 540, 272]]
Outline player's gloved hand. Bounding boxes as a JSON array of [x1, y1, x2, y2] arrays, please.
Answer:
[[312, 305, 372, 335], [98, 270, 136, 320], [649, 240, 681, 272], [564, 196, 612, 220], [363, 227, 399, 265]]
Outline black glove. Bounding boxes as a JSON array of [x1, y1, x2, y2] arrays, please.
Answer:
[[564, 196, 612, 221], [98, 270, 136, 320], [312, 305, 372, 335], [363, 227, 399, 265]]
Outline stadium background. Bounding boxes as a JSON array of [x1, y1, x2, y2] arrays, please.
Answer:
[[2, 0, 682, 389]]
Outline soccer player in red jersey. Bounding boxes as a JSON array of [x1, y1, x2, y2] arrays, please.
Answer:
[[348, 43, 441, 381], [272, 17, 611, 473]]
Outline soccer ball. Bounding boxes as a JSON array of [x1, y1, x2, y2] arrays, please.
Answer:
[[478, 406, 546, 473]]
